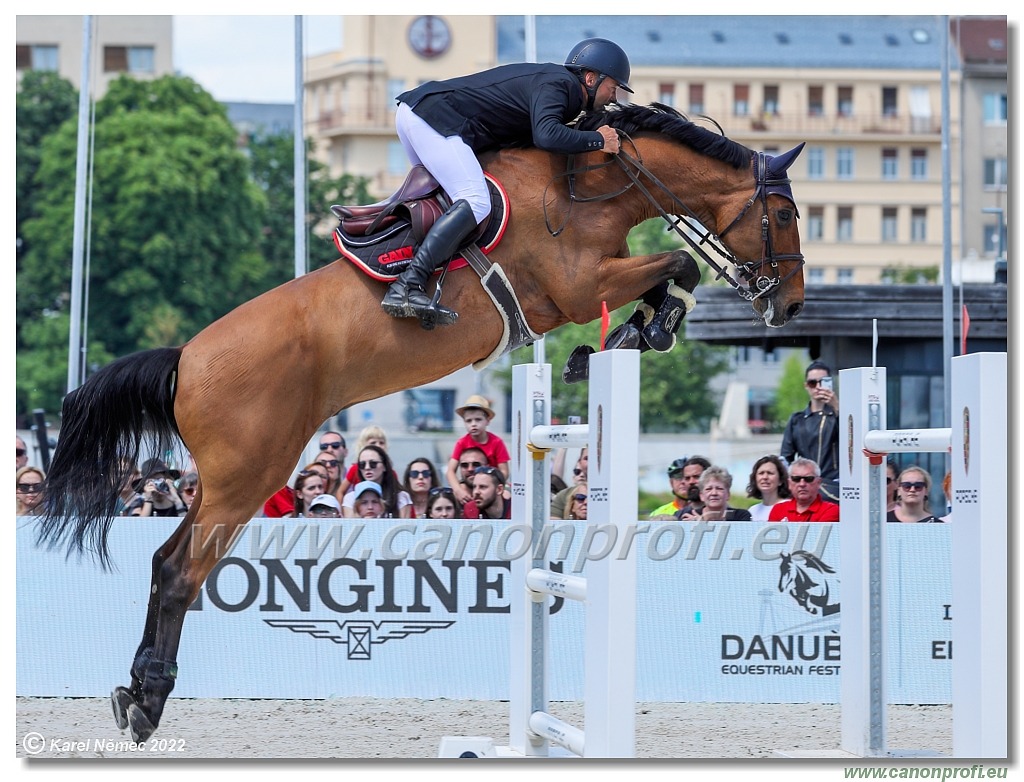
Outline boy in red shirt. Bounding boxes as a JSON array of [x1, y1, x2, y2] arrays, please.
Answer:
[[446, 395, 510, 506]]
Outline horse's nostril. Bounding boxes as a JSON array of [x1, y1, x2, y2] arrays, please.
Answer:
[[787, 302, 804, 321]]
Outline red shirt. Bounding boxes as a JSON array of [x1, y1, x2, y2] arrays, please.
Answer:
[[451, 432, 510, 468], [263, 486, 295, 517], [768, 496, 840, 522]]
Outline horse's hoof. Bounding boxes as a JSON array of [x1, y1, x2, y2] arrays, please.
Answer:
[[603, 323, 642, 351], [126, 703, 158, 743], [562, 345, 595, 384], [111, 686, 133, 730]]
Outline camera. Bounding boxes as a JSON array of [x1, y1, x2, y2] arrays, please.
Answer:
[[154, 479, 170, 493], [820, 376, 833, 392]]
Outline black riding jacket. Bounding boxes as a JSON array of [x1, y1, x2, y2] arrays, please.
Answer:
[[397, 63, 606, 155]]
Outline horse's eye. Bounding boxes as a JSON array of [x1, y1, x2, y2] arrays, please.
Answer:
[[776, 208, 794, 226]]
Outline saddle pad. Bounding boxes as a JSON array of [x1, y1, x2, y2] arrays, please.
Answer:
[[333, 174, 509, 282]]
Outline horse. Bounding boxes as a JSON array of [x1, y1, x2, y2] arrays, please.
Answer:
[[778, 550, 840, 617], [36, 102, 807, 742]]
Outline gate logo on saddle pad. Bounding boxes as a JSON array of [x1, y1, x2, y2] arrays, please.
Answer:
[[264, 619, 455, 661]]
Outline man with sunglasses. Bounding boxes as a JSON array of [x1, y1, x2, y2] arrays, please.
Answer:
[[462, 466, 511, 520], [781, 360, 840, 502], [16, 435, 28, 471], [450, 445, 489, 510], [768, 457, 840, 522], [317, 431, 348, 474]]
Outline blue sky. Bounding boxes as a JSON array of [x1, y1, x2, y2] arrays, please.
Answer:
[[173, 15, 343, 103]]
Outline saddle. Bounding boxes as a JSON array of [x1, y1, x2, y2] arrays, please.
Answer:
[[331, 166, 508, 282]]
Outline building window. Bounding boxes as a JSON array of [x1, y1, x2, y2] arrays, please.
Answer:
[[387, 141, 407, 175], [910, 207, 927, 242], [658, 82, 675, 107], [836, 147, 854, 179], [881, 148, 898, 179], [688, 83, 704, 114], [733, 84, 749, 116], [984, 220, 1005, 256], [807, 206, 824, 241], [387, 79, 405, 109], [984, 158, 1008, 190], [763, 84, 779, 115], [403, 388, 456, 432], [16, 44, 59, 71], [882, 86, 898, 117], [837, 206, 853, 242], [910, 149, 928, 180], [807, 267, 825, 284], [983, 92, 1008, 124], [837, 268, 855, 285], [881, 207, 898, 242], [807, 146, 825, 179], [103, 45, 155, 74], [837, 86, 853, 117], [807, 85, 824, 116]]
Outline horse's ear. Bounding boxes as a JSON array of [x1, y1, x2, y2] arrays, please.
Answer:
[[768, 142, 806, 176]]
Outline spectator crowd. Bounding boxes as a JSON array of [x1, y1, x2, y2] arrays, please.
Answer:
[[16, 364, 952, 524]]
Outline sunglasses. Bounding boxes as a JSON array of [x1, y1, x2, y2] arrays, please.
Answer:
[[460, 460, 484, 470], [17, 482, 42, 493], [180, 486, 197, 496], [429, 487, 455, 497], [319, 441, 344, 450], [318, 459, 340, 468], [474, 465, 500, 477], [900, 481, 927, 490], [805, 378, 830, 388], [790, 475, 818, 484], [573, 468, 584, 476], [886, 477, 895, 484], [16, 448, 26, 457], [573, 494, 588, 502], [359, 460, 381, 470], [408, 469, 432, 479]]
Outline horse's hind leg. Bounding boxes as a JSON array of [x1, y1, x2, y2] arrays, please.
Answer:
[[111, 516, 194, 732]]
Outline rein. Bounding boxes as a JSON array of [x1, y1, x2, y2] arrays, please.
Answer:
[[549, 135, 805, 302]]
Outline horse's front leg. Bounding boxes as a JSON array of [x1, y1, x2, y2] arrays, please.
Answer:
[[564, 249, 701, 383]]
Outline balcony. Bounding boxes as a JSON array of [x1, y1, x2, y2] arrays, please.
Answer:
[[734, 110, 942, 137]]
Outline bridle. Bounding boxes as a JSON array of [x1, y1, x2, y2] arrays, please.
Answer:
[[549, 135, 806, 302]]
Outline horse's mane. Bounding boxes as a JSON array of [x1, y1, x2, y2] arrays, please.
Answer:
[[577, 103, 751, 170]]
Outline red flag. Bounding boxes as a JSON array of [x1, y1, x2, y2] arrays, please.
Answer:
[[599, 301, 610, 351], [961, 304, 971, 355]]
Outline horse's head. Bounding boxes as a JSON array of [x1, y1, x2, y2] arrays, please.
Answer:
[[715, 144, 806, 328]]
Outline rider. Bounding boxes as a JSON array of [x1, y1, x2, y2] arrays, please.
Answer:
[[381, 38, 631, 327]]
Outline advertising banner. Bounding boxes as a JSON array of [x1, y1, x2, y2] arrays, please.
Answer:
[[16, 518, 952, 703]]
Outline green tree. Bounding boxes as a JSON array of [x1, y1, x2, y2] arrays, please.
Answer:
[[770, 352, 810, 428], [18, 74, 269, 414], [246, 132, 372, 286], [16, 71, 79, 267]]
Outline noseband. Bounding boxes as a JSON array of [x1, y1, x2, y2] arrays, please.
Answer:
[[553, 139, 805, 302]]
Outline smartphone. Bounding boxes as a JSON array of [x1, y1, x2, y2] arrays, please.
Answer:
[[820, 376, 833, 391]]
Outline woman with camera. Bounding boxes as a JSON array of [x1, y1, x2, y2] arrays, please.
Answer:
[[780, 360, 840, 502], [129, 458, 187, 517]]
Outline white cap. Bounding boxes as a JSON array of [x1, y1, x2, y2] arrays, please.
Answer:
[[309, 494, 341, 511]]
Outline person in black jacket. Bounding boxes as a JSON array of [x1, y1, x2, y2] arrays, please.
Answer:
[[381, 38, 632, 327], [780, 360, 840, 502]]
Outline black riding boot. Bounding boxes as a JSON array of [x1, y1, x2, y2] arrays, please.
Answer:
[[381, 199, 478, 327]]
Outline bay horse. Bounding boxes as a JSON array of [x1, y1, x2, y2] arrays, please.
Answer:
[[37, 103, 806, 742]]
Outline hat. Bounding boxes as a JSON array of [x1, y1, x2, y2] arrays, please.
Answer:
[[353, 480, 383, 499], [308, 494, 341, 512], [133, 458, 181, 491], [667, 458, 688, 477], [455, 394, 495, 421]]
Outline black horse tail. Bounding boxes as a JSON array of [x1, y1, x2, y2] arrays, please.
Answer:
[[36, 347, 183, 568]]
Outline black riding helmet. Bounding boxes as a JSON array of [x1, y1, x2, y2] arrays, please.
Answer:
[[564, 38, 633, 110]]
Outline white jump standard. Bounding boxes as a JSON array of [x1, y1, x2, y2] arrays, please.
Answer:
[[439, 349, 639, 758], [839, 352, 1007, 759]]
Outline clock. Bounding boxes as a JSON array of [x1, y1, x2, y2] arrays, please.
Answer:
[[408, 16, 451, 59]]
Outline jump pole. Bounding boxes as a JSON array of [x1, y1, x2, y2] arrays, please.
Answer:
[[438, 349, 639, 758], [838, 352, 1006, 758]]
